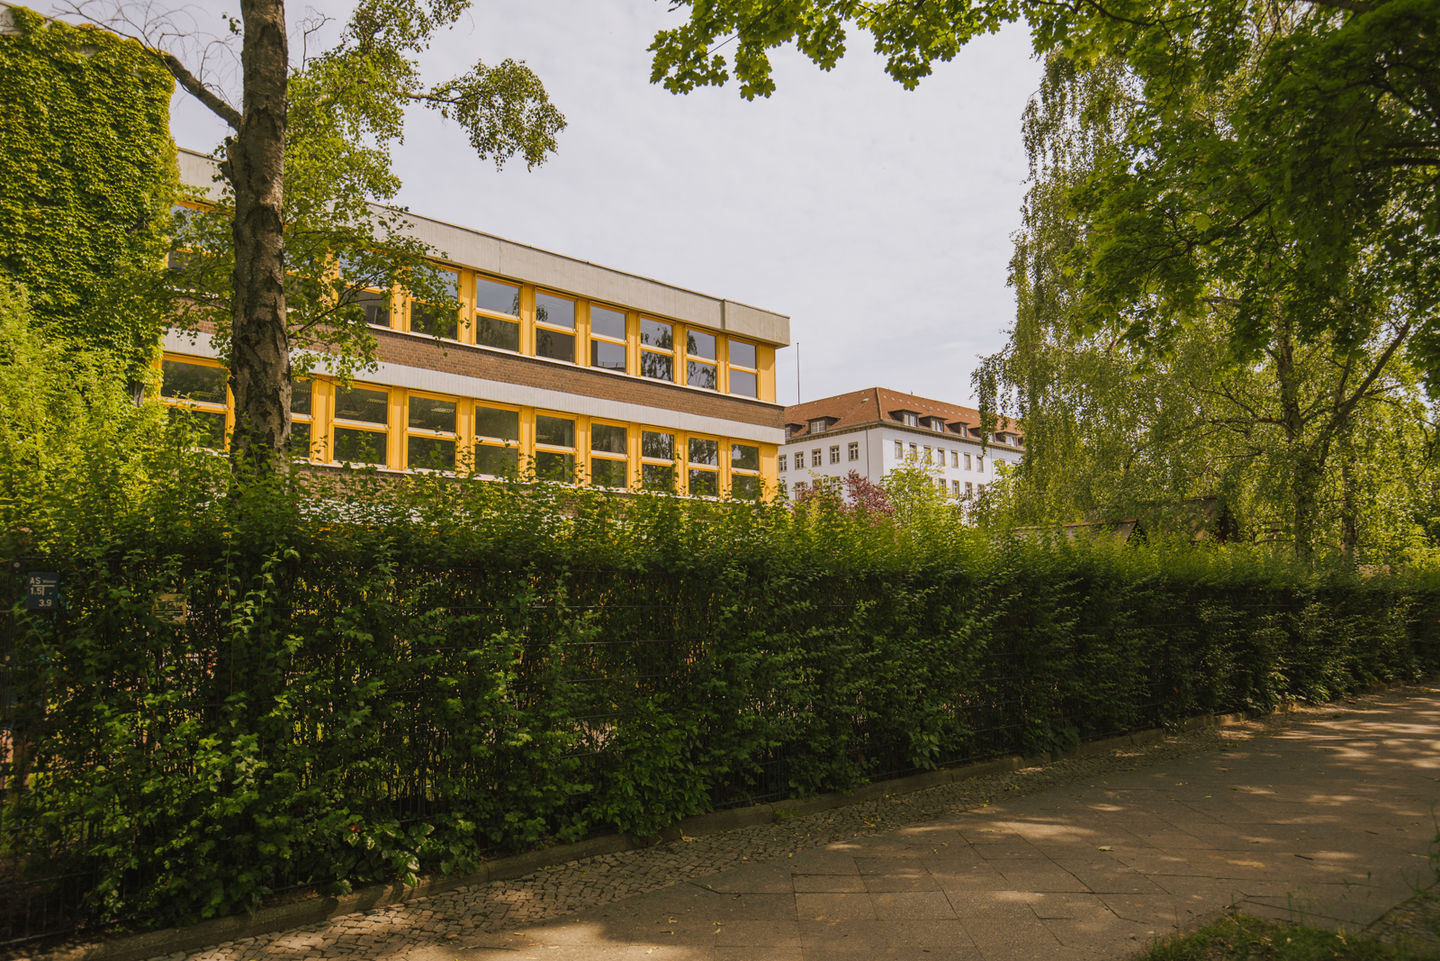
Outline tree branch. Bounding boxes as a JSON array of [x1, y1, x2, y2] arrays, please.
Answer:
[[159, 49, 242, 128]]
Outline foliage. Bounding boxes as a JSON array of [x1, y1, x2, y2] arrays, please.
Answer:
[[1137, 912, 1429, 961], [3, 448, 1439, 933], [0, 6, 176, 372]]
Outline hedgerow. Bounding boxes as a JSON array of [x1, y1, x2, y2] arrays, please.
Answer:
[[2, 459, 1437, 933]]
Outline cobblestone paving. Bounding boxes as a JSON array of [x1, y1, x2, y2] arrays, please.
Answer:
[[164, 723, 1246, 961]]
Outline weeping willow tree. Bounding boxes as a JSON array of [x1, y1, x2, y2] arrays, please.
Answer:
[[977, 51, 1436, 560]]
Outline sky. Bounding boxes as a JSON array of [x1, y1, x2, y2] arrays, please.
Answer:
[[61, 2, 1045, 407]]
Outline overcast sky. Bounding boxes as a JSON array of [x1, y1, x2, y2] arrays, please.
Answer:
[[68, 2, 1044, 407]]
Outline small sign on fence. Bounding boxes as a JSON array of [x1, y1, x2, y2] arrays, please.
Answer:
[[25, 572, 58, 612]]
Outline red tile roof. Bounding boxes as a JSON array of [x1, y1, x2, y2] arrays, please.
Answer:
[[783, 387, 1020, 442]]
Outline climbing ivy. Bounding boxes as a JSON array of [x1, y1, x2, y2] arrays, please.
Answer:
[[0, 5, 175, 371]]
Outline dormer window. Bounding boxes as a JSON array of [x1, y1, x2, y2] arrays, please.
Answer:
[[897, 411, 918, 427], [809, 417, 830, 434]]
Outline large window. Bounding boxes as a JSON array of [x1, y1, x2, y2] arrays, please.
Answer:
[[685, 329, 717, 390], [641, 430, 676, 491], [728, 339, 758, 397], [339, 254, 391, 328], [639, 318, 674, 382], [474, 404, 520, 477], [589, 421, 629, 488], [289, 378, 313, 459], [687, 436, 720, 497], [731, 442, 761, 500], [409, 265, 459, 339], [589, 304, 628, 371], [535, 290, 576, 362], [534, 413, 576, 481], [475, 275, 521, 351], [160, 358, 228, 448], [407, 394, 458, 470], [332, 384, 390, 466]]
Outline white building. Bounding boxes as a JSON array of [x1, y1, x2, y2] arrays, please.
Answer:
[[778, 387, 1022, 503]]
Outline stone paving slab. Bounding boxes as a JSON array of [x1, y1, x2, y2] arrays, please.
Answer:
[[137, 685, 1439, 961]]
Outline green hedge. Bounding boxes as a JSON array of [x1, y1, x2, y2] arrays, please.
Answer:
[[2, 479, 1437, 931]]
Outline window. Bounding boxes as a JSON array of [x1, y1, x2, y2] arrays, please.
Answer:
[[685, 329, 718, 390], [473, 404, 520, 477], [829, 445, 840, 464], [534, 413, 577, 481], [809, 418, 828, 434], [590, 304, 628, 371], [848, 442, 859, 461], [909, 443, 918, 458], [731, 442, 761, 500], [475, 276, 521, 351], [923, 446, 932, 464], [639, 317, 674, 382], [406, 394, 458, 471], [535, 290, 576, 362], [778, 453, 788, 472], [589, 421, 629, 488], [895, 440, 903, 458], [408, 264, 459, 339], [966, 481, 974, 497], [811, 449, 821, 468], [951, 451, 958, 468], [160, 358, 228, 449], [952, 479, 961, 496], [965, 452, 973, 470], [338, 253, 391, 329], [728, 339, 759, 397], [688, 436, 720, 497], [332, 384, 390, 466], [289, 378, 313, 459], [901, 412, 918, 427], [641, 430, 677, 491], [977, 454, 985, 472], [937, 478, 947, 492], [793, 481, 806, 495]]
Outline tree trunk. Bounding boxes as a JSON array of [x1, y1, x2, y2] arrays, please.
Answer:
[[225, 0, 289, 473]]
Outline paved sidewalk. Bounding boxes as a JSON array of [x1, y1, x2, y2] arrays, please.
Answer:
[[174, 686, 1440, 961]]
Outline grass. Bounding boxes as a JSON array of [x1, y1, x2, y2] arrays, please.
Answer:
[[1135, 913, 1440, 961]]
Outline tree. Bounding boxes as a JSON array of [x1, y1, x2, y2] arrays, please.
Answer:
[[649, 0, 1440, 383], [68, 0, 566, 472], [975, 53, 1435, 558]]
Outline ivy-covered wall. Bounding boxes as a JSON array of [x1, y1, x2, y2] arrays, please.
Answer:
[[0, 5, 176, 369]]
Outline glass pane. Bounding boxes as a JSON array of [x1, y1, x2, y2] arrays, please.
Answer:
[[167, 406, 225, 449], [640, 352, 672, 382], [410, 302, 458, 339], [688, 469, 719, 497], [591, 339, 626, 371], [474, 444, 518, 477], [535, 414, 575, 449], [639, 318, 672, 349], [642, 462, 675, 492], [414, 263, 460, 299], [290, 379, 311, 416], [475, 315, 520, 351], [686, 360, 717, 390], [535, 328, 575, 362], [686, 330, 716, 360], [288, 420, 311, 458], [731, 443, 759, 471], [408, 435, 456, 471], [688, 437, 719, 467], [535, 450, 575, 482], [729, 369, 758, 398], [591, 305, 626, 339], [162, 360, 226, 404], [641, 430, 673, 460], [729, 340, 757, 369], [591, 458, 628, 489], [475, 406, 519, 442], [334, 386, 389, 425], [333, 427, 387, 466], [408, 396, 456, 432], [731, 474, 761, 501], [345, 288, 389, 327], [535, 291, 575, 330], [591, 423, 627, 454], [475, 276, 520, 316]]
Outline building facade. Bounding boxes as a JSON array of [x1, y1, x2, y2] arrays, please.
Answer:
[[160, 150, 790, 499], [778, 387, 1022, 502]]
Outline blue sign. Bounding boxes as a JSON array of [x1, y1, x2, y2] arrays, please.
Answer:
[[25, 572, 58, 611]]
